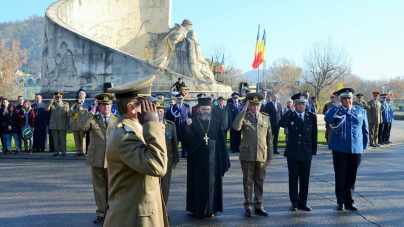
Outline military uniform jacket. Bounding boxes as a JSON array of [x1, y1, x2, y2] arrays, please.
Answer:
[[45, 101, 70, 130], [278, 110, 317, 161], [212, 105, 232, 130], [325, 105, 369, 154], [322, 101, 335, 115], [389, 104, 394, 123], [166, 104, 191, 135], [68, 108, 88, 131], [103, 116, 168, 227], [367, 99, 382, 124], [233, 110, 273, 162], [353, 100, 370, 110], [80, 112, 118, 168], [164, 119, 179, 164], [380, 102, 390, 123]]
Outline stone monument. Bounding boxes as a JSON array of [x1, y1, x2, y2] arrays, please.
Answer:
[[42, 0, 232, 98]]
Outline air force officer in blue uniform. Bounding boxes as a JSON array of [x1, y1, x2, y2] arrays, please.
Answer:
[[325, 88, 369, 211], [278, 93, 317, 212]]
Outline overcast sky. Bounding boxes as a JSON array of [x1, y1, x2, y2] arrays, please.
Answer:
[[1, 0, 403, 80]]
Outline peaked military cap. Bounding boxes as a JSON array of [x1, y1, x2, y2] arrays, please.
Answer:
[[372, 91, 380, 95], [387, 97, 392, 101], [356, 93, 364, 97], [108, 75, 155, 99], [291, 93, 307, 103], [217, 96, 224, 100], [176, 93, 185, 99], [198, 97, 211, 106], [155, 98, 165, 109], [380, 93, 388, 98], [76, 99, 83, 104], [231, 92, 240, 98], [245, 93, 264, 104], [156, 94, 165, 99], [54, 91, 64, 97], [333, 91, 339, 95], [95, 93, 114, 104], [338, 88, 355, 98], [197, 93, 207, 98]]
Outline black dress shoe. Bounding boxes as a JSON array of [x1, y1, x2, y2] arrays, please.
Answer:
[[337, 204, 345, 211], [345, 204, 359, 211], [370, 145, 377, 147], [274, 151, 280, 154], [52, 153, 59, 157], [61, 154, 66, 156], [255, 208, 269, 216], [290, 205, 297, 211], [245, 209, 253, 217], [298, 204, 312, 211], [375, 144, 380, 147], [93, 216, 103, 223]]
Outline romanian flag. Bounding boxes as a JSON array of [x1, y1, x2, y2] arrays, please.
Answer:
[[220, 55, 224, 74], [210, 56, 214, 74], [252, 27, 266, 69], [387, 87, 393, 97]]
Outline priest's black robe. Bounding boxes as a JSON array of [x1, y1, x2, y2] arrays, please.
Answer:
[[180, 117, 231, 216], [31, 102, 49, 150]]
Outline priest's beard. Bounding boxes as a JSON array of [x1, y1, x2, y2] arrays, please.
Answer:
[[198, 112, 212, 121]]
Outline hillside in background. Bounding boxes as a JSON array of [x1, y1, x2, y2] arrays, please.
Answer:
[[0, 15, 45, 74]]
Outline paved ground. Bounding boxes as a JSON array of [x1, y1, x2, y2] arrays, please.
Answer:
[[1, 122, 403, 227]]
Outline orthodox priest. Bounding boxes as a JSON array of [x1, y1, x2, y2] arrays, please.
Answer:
[[180, 97, 231, 218]]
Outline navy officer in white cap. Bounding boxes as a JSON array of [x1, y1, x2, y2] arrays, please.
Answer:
[[324, 88, 369, 211]]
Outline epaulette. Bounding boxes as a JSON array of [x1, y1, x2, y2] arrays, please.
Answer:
[[166, 120, 174, 125], [261, 112, 269, 116], [63, 102, 69, 105], [113, 114, 119, 117], [123, 125, 135, 133], [117, 123, 124, 128]]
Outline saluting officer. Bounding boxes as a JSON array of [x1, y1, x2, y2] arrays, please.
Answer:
[[233, 93, 273, 217], [79, 93, 118, 224], [228, 92, 244, 153], [103, 76, 168, 227], [367, 91, 382, 147], [156, 98, 180, 207], [67, 99, 88, 156], [353, 94, 370, 110], [45, 91, 69, 157], [278, 93, 317, 212], [325, 88, 369, 211]]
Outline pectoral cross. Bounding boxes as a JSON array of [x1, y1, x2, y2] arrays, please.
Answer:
[[204, 133, 209, 145]]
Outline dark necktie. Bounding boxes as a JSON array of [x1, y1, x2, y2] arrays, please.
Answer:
[[104, 116, 108, 127], [298, 114, 303, 123]]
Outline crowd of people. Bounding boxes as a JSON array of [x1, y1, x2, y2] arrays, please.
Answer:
[[1, 77, 396, 226]]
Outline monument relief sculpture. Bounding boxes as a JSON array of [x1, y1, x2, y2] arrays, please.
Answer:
[[54, 42, 77, 88], [149, 19, 193, 68]]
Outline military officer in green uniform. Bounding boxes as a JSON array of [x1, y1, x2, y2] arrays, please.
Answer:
[[322, 91, 339, 144], [233, 93, 273, 217], [68, 99, 88, 156], [155, 98, 180, 208], [45, 91, 69, 156], [79, 93, 118, 224], [103, 76, 168, 227], [367, 92, 382, 147], [353, 94, 370, 110]]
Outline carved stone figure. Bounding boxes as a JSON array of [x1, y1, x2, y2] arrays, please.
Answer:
[[149, 19, 193, 68], [54, 42, 77, 88]]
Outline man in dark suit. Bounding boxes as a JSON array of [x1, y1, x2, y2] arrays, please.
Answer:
[[166, 93, 191, 158], [228, 92, 244, 153], [260, 89, 270, 112], [265, 93, 283, 154], [212, 96, 232, 143], [191, 93, 206, 117], [278, 93, 317, 211], [78, 90, 93, 154]]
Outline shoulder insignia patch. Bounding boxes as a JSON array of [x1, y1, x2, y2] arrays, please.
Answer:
[[117, 123, 124, 128], [166, 120, 174, 125], [261, 112, 269, 116], [123, 125, 135, 133]]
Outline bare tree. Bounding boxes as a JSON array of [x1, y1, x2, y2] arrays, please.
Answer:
[[302, 37, 351, 98], [0, 40, 28, 97], [266, 58, 302, 96], [224, 68, 244, 90], [209, 42, 239, 87]]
